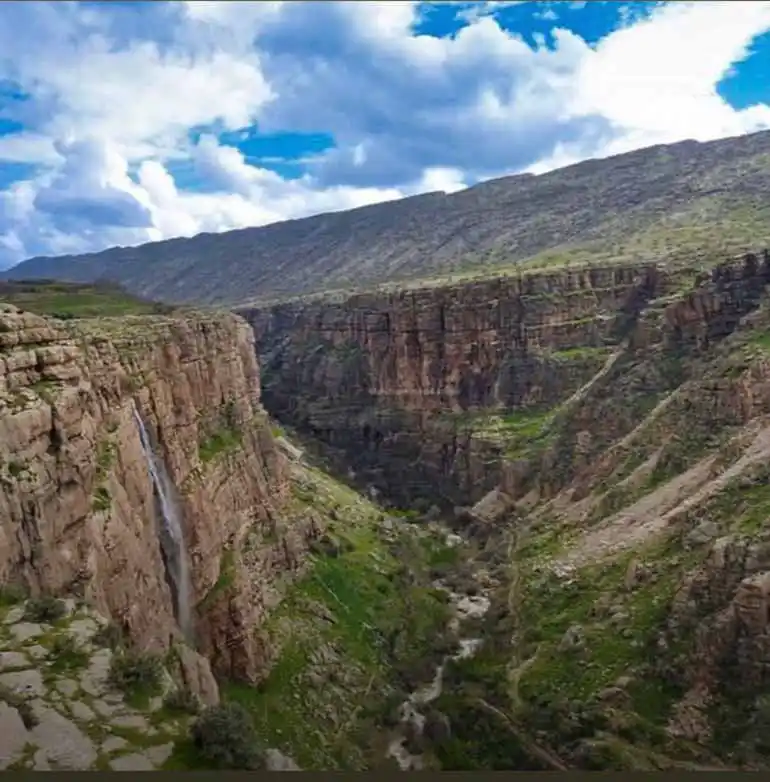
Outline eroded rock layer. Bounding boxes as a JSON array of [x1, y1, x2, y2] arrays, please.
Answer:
[[241, 263, 662, 506], [0, 306, 318, 683], [236, 250, 770, 770]]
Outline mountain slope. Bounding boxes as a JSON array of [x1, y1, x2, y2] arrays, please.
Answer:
[[5, 130, 770, 306]]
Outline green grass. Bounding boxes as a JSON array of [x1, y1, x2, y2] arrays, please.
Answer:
[[196, 465, 456, 770], [197, 550, 236, 610], [198, 428, 242, 463], [47, 635, 90, 673], [551, 346, 612, 361], [747, 330, 770, 352], [92, 486, 111, 512], [464, 407, 558, 460], [694, 473, 770, 535], [0, 584, 27, 607], [428, 523, 710, 771], [515, 534, 701, 705], [108, 650, 165, 709], [0, 280, 173, 319]]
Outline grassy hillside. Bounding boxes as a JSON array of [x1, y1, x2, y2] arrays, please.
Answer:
[[418, 262, 770, 771], [4, 130, 770, 306], [168, 457, 463, 770], [0, 280, 175, 319]]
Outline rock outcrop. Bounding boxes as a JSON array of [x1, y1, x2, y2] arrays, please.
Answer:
[[0, 305, 320, 684], [0, 597, 188, 771], [242, 263, 663, 507]]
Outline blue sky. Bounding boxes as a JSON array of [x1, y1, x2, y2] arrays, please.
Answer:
[[1, 0, 770, 268]]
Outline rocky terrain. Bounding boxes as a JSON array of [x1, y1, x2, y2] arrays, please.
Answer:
[[6, 132, 770, 771], [0, 292, 472, 770], [0, 303, 310, 683], [243, 261, 665, 508], [4, 129, 770, 305], [0, 597, 205, 771], [243, 247, 770, 769]]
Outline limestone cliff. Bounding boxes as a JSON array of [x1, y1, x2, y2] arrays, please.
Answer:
[[0, 305, 318, 684], [242, 263, 664, 507], [238, 249, 770, 770], [408, 251, 770, 770]]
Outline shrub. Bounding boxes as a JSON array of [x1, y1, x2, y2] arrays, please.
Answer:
[[48, 635, 89, 671], [108, 650, 164, 696], [163, 687, 200, 715], [92, 622, 125, 650], [24, 596, 66, 623], [0, 584, 27, 607], [191, 703, 263, 769]]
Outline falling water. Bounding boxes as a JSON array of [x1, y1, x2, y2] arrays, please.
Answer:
[[132, 401, 193, 642]]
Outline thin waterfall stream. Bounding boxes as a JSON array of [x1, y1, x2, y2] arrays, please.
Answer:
[[132, 401, 194, 643]]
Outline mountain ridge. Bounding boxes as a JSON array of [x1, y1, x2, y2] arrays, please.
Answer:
[[4, 129, 770, 306]]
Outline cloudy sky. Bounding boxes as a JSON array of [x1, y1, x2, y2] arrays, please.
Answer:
[[1, 0, 770, 269]]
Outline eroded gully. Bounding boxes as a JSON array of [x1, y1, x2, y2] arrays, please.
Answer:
[[386, 531, 492, 771]]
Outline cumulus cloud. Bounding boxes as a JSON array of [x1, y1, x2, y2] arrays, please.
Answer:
[[0, 0, 770, 268], [34, 139, 153, 231]]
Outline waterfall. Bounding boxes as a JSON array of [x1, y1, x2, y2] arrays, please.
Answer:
[[132, 401, 193, 642]]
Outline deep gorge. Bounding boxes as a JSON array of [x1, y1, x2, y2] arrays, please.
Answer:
[[5, 250, 770, 769]]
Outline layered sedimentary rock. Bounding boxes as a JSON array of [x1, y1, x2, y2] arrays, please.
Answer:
[[0, 305, 318, 683], [241, 263, 663, 507], [500, 250, 770, 505]]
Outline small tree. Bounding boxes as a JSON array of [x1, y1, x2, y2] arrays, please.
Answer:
[[191, 703, 263, 769]]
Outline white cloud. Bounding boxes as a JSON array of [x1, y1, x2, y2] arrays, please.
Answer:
[[454, 2, 528, 24], [572, 1, 770, 144], [1, 0, 770, 267], [0, 133, 61, 165]]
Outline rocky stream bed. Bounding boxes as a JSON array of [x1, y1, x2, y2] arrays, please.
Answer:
[[386, 532, 492, 770]]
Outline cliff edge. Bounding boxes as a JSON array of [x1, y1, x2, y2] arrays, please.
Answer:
[[0, 304, 317, 685]]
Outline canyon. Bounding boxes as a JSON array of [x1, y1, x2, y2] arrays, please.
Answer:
[[4, 129, 770, 769], [241, 248, 770, 770], [5, 246, 770, 769], [0, 293, 464, 769]]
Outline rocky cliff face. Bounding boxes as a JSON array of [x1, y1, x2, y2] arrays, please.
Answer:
[[410, 251, 770, 770], [237, 249, 770, 770], [0, 305, 318, 684], [242, 263, 663, 507]]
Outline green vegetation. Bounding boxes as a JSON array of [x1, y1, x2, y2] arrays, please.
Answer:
[[108, 649, 165, 707], [430, 529, 701, 770], [163, 688, 201, 716], [24, 596, 67, 623], [199, 428, 241, 462], [190, 703, 263, 770], [747, 329, 770, 352], [464, 407, 558, 460], [690, 468, 770, 535], [92, 485, 112, 512], [551, 346, 612, 361], [96, 439, 116, 474], [197, 550, 236, 610], [47, 635, 90, 672], [92, 621, 126, 650], [0, 583, 27, 607], [7, 460, 25, 479], [0, 280, 174, 319], [169, 464, 458, 771], [199, 399, 242, 463]]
